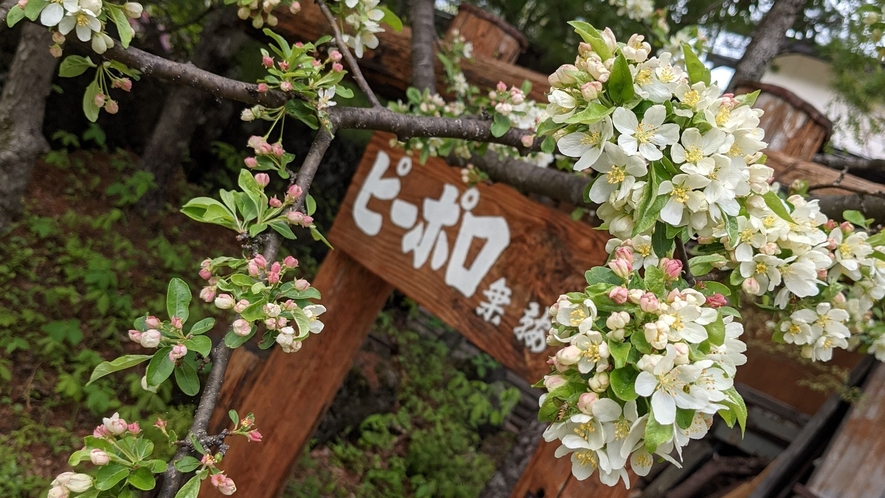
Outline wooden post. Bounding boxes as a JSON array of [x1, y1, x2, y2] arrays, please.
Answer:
[[206, 250, 393, 497]]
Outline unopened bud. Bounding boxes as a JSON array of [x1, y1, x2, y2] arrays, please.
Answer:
[[254, 173, 270, 187], [169, 344, 187, 361], [123, 2, 144, 18], [609, 286, 628, 304], [577, 392, 598, 414], [214, 294, 235, 309]]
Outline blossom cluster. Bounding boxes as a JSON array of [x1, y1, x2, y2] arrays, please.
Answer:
[[199, 252, 326, 354], [28, 0, 143, 55], [337, 0, 386, 58], [233, 0, 302, 29], [539, 253, 746, 487]]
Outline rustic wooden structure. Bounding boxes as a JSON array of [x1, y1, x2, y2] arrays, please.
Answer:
[[210, 134, 626, 497], [734, 81, 832, 162], [446, 4, 527, 61]]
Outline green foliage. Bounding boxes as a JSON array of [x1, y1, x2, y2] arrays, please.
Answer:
[[285, 314, 519, 498]]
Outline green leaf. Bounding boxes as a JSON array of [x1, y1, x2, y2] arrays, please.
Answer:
[[631, 328, 652, 354], [707, 313, 725, 346], [59, 55, 96, 78], [735, 90, 760, 107], [689, 254, 727, 276], [229, 409, 240, 427], [230, 274, 255, 287], [149, 459, 168, 473], [240, 300, 267, 322], [725, 215, 739, 249], [146, 348, 175, 386], [606, 54, 634, 105], [68, 448, 92, 466], [541, 135, 556, 154], [608, 341, 631, 369], [263, 28, 292, 59], [567, 21, 612, 61], [291, 308, 311, 338], [644, 411, 675, 453], [128, 467, 156, 491], [490, 112, 511, 138], [335, 85, 354, 99], [843, 209, 870, 229], [175, 456, 202, 473], [699, 281, 731, 298], [721, 387, 748, 435], [83, 80, 102, 123], [24, 0, 43, 20], [95, 464, 130, 491], [681, 43, 710, 85], [6, 5, 24, 27], [652, 221, 673, 258], [270, 221, 297, 240], [88, 355, 152, 386], [174, 476, 202, 498], [188, 317, 215, 336], [584, 267, 622, 285], [564, 103, 615, 124], [378, 5, 403, 31], [166, 278, 191, 323], [174, 362, 200, 396], [610, 367, 639, 401], [183, 335, 212, 358], [107, 5, 134, 47], [644, 266, 666, 295], [872, 250, 885, 263], [306, 194, 317, 216], [762, 191, 794, 223], [224, 326, 256, 348], [676, 408, 696, 430]]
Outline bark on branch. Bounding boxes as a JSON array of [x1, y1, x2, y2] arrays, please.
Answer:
[[813, 153, 885, 183], [408, 0, 437, 92], [728, 0, 807, 89]]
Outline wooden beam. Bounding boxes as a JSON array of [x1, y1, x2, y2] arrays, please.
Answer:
[[207, 250, 393, 497]]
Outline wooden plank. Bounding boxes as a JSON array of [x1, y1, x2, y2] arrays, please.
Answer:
[[509, 440, 574, 498], [807, 363, 885, 497], [271, 2, 550, 101], [766, 149, 885, 196], [328, 132, 609, 383], [207, 250, 393, 497], [748, 355, 875, 498]]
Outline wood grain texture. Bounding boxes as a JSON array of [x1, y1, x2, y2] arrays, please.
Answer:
[[206, 250, 393, 497], [807, 363, 885, 497], [766, 149, 885, 196], [330, 132, 610, 383], [271, 2, 550, 101], [447, 3, 526, 63]]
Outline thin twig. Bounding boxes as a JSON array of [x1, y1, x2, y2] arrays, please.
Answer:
[[674, 238, 696, 287], [158, 128, 335, 497], [317, 0, 382, 108]]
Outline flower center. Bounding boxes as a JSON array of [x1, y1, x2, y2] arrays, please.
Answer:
[[634, 122, 656, 143], [728, 143, 743, 157], [580, 131, 602, 147], [614, 419, 631, 440], [635, 68, 652, 86], [839, 243, 852, 258], [670, 186, 689, 203], [763, 215, 777, 228], [575, 450, 598, 468], [569, 308, 587, 326], [787, 323, 802, 337], [684, 145, 704, 163], [683, 90, 700, 107], [606, 165, 626, 184], [740, 228, 754, 243], [76, 13, 91, 26], [574, 422, 598, 440], [716, 107, 731, 126], [637, 244, 652, 257], [659, 66, 676, 83], [633, 452, 653, 468], [581, 343, 601, 362], [755, 262, 768, 275]]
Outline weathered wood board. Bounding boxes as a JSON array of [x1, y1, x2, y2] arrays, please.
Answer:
[[328, 132, 609, 382], [806, 363, 885, 497]]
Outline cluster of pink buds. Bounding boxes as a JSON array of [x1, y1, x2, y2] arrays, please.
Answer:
[[93, 413, 140, 439], [489, 81, 526, 116], [49, 31, 65, 58], [608, 248, 634, 279], [210, 474, 237, 495], [659, 257, 683, 280], [92, 92, 120, 115], [111, 77, 133, 92], [286, 210, 313, 228], [244, 136, 286, 169]]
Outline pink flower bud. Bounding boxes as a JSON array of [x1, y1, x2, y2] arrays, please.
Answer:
[[277, 316, 288, 328], [247, 430, 262, 442], [262, 55, 274, 68], [281, 256, 297, 268], [614, 246, 634, 264], [741, 277, 760, 295], [103, 413, 128, 435], [212, 475, 237, 496], [232, 319, 252, 336], [244, 156, 258, 169], [824, 219, 838, 231], [330, 50, 343, 62], [660, 257, 683, 279], [543, 374, 567, 391], [247, 261, 261, 277], [214, 294, 235, 309], [199, 268, 212, 280], [199, 286, 216, 303], [128, 329, 142, 342], [287, 211, 306, 225], [290, 1, 301, 13], [840, 221, 855, 233], [254, 173, 270, 187], [556, 345, 581, 365], [145, 316, 161, 329], [267, 270, 280, 285], [155, 418, 167, 429], [127, 422, 140, 434], [49, 45, 63, 58], [279, 61, 289, 71], [280, 81, 293, 92], [140, 330, 161, 348], [707, 293, 727, 308], [302, 215, 314, 226], [269, 196, 282, 208], [265, 317, 278, 330], [257, 83, 269, 93], [817, 268, 828, 279], [93, 425, 111, 438], [272, 142, 285, 157], [234, 299, 250, 313], [170, 317, 183, 329], [90, 449, 110, 466], [608, 287, 629, 305], [254, 254, 267, 268], [286, 184, 303, 200], [105, 100, 119, 114], [496, 81, 507, 92], [627, 289, 644, 304], [332, 62, 344, 72], [294, 278, 310, 291], [169, 344, 187, 361], [520, 134, 534, 148], [608, 258, 632, 279], [581, 81, 602, 101], [637, 293, 657, 312], [258, 142, 273, 155], [247, 135, 264, 148], [577, 392, 598, 414], [94, 93, 106, 108]]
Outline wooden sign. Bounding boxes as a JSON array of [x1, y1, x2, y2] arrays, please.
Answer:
[[329, 132, 609, 382]]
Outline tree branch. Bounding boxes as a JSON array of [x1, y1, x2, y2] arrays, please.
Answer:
[[408, 0, 437, 92], [317, 0, 382, 108], [157, 128, 334, 497], [812, 153, 885, 183], [674, 238, 696, 287]]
